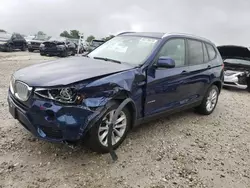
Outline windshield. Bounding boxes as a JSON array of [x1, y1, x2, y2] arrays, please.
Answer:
[[49, 37, 66, 42], [88, 36, 159, 65], [225, 59, 250, 66], [92, 40, 104, 47], [0, 32, 12, 40]]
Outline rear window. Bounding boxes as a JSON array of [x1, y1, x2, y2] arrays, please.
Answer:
[[206, 43, 216, 60], [203, 43, 209, 62], [187, 39, 203, 65]]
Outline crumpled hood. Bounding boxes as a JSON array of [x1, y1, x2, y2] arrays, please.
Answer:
[[217, 45, 250, 60], [13, 56, 132, 87]]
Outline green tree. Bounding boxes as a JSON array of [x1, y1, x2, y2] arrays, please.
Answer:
[[37, 31, 45, 35], [86, 35, 95, 42], [70, 30, 80, 39], [60, 30, 71, 38]]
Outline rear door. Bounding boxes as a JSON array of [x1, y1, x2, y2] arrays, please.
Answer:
[[186, 39, 211, 101], [145, 38, 191, 116]]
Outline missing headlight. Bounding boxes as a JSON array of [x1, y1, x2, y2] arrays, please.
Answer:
[[35, 87, 80, 104]]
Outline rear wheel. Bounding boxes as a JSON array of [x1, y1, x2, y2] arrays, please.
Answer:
[[40, 52, 46, 56], [28, 48, 34, 52], [196, 85, 219, 115], [60, 49, 68, 57], [21, 44, 27, 51], [86, 102, 131, 153]]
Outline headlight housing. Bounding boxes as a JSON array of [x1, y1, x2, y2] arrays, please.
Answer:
[[27, 41, 31, 45], [9, 75, 15, 95], [34, 87, 81, 104]]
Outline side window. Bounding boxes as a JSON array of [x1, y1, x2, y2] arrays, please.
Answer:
[[206, 43, 216, 60], [203, 43, 209, 62], [157, 39, 185, 67], [187, 39, 203, 65]]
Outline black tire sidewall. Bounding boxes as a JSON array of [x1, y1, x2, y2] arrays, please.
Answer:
[[198, 85, 219, 115], [86, 102, 131, 153]]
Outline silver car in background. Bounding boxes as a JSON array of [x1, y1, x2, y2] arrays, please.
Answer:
[[218, 45, 250, 92]]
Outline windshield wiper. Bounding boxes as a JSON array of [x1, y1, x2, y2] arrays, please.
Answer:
[[93, 57, 121, 64]]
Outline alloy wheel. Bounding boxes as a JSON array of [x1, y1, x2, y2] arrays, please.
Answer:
[[98, 110, 127, 147], [206, 88, 218, 112]]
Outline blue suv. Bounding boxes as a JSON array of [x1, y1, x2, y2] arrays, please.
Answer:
[[8, 32, 224, 153]]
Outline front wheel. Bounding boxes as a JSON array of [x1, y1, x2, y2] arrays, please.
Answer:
[[21, 44, 27, 51], [60, 49, 68, 57], [246, 77, 250, 92], [28, 48, 34, 52], [86, 102, 131, 153], [196, 85, 219, 115]]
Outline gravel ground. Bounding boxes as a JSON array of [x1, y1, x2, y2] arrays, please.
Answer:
[[0, 51, 250, 188]]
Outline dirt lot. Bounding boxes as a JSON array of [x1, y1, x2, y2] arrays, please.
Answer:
[[0, 51, 250, 188]]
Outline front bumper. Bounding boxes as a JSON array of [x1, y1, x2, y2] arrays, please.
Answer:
[[223, 73, 248, 89], [40, 47, 65, 55], [28, 45, 40, 50], [8, 93, 95, 142]]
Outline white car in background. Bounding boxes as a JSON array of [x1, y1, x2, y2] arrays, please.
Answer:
[[218, 45, 250, 92]]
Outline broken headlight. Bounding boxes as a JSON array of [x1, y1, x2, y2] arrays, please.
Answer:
[[34, 87, 80, 104]]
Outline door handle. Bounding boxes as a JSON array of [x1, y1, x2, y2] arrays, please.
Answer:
[[207, 65, 211, 69]]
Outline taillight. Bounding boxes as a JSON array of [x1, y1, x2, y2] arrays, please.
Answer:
[[222, 63, 224, 69]]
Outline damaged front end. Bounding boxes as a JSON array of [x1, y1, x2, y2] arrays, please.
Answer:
[[8, 68, 143, 143], [217, 45, 250, 91]]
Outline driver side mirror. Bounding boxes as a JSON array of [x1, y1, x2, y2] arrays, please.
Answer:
[[156, 56, 175, 68]]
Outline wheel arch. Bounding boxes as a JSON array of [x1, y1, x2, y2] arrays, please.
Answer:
[[112, 92, 137, 128]]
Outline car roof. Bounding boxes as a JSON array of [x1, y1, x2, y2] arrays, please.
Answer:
[[118, 32, 213, 43]]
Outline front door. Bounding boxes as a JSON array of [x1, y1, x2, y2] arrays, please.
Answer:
[[145, 38, 191, 116]]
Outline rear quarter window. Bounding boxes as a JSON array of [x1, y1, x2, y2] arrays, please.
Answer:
[[206, 43, 216, 60], [187, 39, 203, 65]]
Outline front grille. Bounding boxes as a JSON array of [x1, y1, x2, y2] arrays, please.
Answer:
[[31, 42, 40, 46], [15, 81, 32, 101], [44, 43, 56, 47], [39, 126, 63, 139]]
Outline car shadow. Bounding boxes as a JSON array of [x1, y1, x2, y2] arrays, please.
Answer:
[[222, 87, 249, 93]]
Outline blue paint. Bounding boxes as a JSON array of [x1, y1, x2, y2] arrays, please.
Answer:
[[8, 32, 224, 142]]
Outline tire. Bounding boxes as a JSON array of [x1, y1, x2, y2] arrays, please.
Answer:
[[60, 49, 68, 57], [28, 49, 34, 52], [40, 52, 46, 56], [196, 85, 219, 115], [21, 44, 27, 51], [7, 45, 13, 52], [246, 78, 250, 92], [86, 102, 131, 153]]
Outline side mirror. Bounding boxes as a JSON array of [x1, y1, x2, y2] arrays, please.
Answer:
[[157, 56, 175, 68]]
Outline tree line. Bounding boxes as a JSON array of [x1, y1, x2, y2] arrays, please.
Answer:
[[0, 29, 115, 42]]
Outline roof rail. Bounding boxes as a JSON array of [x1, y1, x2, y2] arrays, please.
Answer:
[[162, 32, 212, 43], [117, 32, 135, 36]]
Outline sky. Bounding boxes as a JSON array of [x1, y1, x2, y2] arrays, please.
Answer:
[[1, 0, 250, 46]]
